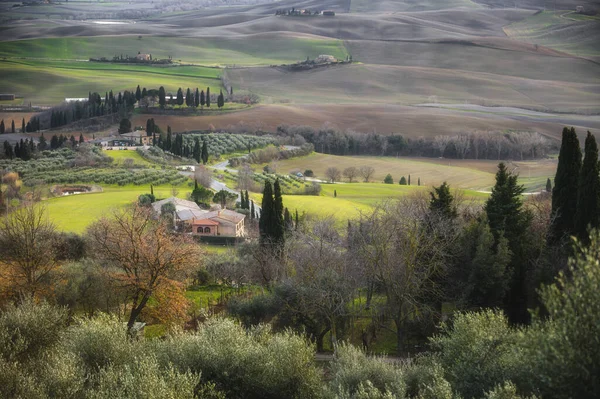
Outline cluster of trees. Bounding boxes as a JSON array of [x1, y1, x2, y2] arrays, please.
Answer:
[[2, 133, 84, 161], [155, 129, 209, 164], [275, 125, 555, 159], [0, 119, 17, 134], [158, 86, 219, 109], [550, 128, 600, 243], [383, 174, 417, 185], [324, 166, 375, 183], [239, 190, 257, 219]]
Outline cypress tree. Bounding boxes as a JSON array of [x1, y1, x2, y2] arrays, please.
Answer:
[[193, 137, 201, 163], [259, 181, 274, 244], [21, 118, 25, 133], [150, 184, 154, 197], [418, 177, 421, 186], [295, 209, 299, 230], [166, 128, 172, 152], [408, 174, 411, 185], [11, 120, 15, 133], [176, 88, 184, 106], [201, 139, 208, 164], [142, 87, 147, 98], [4, 140, 13, 159], [135, 85, 141, 101], [0, 120, 4, 134], [429, 181, 457, 219], [273, 179, 285, 244], [546, 178, 552, 193], [159, 86, 166, 108], [186, 88, 192, 107], [218, 90, 224, 109], [206, 87, 211, 108], [250, 200, 255, 220], [574, 132, 600, 241], [284, 207, 292, 230], [79, 133, 84, 143], [200, 90, 205, 108], [485, 162, 532, 324], [194, 88, 199, 108], [551, 127, 582, 242]]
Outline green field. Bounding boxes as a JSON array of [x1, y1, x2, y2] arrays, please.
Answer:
[[256, 153, 557, 192], [0, 59, 222, 105], [504, 11, 600, 58], [0, 35, 348, 66], [44, 184, 189, 233], [104, 149, 155, 166]]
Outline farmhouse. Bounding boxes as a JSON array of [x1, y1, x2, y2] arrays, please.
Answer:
[[119, 131, 152, 146], [152, 197, 246, 237], [136, 53, 151, 61]]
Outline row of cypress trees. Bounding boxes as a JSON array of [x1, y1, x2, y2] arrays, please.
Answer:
[[550, 127, 600, 243]]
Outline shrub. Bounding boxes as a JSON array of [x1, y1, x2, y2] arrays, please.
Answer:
[[399, 176, 407, 185], [429, 309, 521, 399], [152, 318, 323, 399], [328, 344, 406, 398], [383, 174, 393, 184], [304, 169, 314, 177]]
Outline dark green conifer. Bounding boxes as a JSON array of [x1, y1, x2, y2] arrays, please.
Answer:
[[551, 127, 582, 242], [546, 178, 552, 193], [429, 181, 457, 219], [201, 139, 209, 165], [193, 137, 201, 163], [574, 132, 600, 241]]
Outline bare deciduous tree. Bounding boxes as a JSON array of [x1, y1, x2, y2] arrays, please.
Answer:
[[359, 166, 375, 182], [434, 135, 452, 158], [194, 165, 213, 188], [325, 167, 341, 183], [342, 167, 358, 183], [0, 205, 60, 299], [87, 206, 201, 333], [453, 135, 471, 159]]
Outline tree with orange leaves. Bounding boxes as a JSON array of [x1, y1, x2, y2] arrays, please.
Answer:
[[87, 205, 200, 334]]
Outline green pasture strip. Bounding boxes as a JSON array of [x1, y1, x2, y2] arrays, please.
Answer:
[[44, 183, 189, 233], [0, 36, 349, 66]]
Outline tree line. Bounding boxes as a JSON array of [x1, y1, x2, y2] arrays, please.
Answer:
[[156, 86, 227, 110], [275, 124, 556, 159], [3, 133, 84, 160]]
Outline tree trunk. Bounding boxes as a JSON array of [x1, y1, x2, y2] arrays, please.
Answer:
[[127, 293, 151, 335], [316, 327, 330, 352], [365, 281, 374, 309]]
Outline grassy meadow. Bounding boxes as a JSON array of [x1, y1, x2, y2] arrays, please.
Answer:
[[43, 184, 188, 233], [0, 59, 222, 105], [0, 35, 348, 66], [504, 11, 600, 58]]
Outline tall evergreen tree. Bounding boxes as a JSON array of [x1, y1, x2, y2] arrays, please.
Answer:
[[4, 140, 13, 159], [485, 162, 532, 324], [166, 128, 172, 152], [200, 90, 205, 108], [193, 137, 201, 163], [142, 87, 147, 98], [79, 133, 84, 144], [21, 118, 25, 133], [176, 88, 184, 106], [295, 209, 299, 230], [201, 139, 208, 165], [135, 85, 141, 102], [546, 178, 552, 193], [194, 88, 200, 108], [272, 179, 285, 242], [11, 120, 15, 133], [158, 86, 166, 108], [551, 127, 582, 242], [186, 88, 192, 107], [574, 132, 600, 241], [429, 181, 457, 219], [206, 87, 211, 108], [146, 118, 155, 137], [259, 181, 274, 244], [245, 190, 250, 209], [218, 90, 224, 109], [250, 200, 255, 220], [0, 120, 4, 134]]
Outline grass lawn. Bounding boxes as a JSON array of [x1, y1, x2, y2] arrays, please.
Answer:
[[104, 149, 155, 167], [44, 184, 190, 233], [0, 59, 222, 105], [262, 153, 556, 192], [0, 36, 348, 66]]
